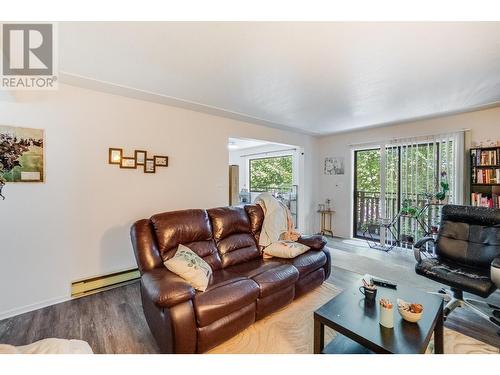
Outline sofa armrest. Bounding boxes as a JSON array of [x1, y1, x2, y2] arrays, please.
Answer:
[[322, 246, 332, 280], [413, 237, 436, 264], [414, 236, 435, 249], [297, 235, 327, 250], [141, 268, 196, 308], [491, 257, 500, 289], [131, 219, 163, 274]]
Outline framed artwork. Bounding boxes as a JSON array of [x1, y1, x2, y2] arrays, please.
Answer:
[[0, 125, 44, 182], [109, 148, 123, 165], [135, 150, 147, 165], [144, 158, 156, 173], [120, 157, 136, 169], [109, 147, 168, 174], [154, 155, 168, 167], [324, 157, 345, 175]]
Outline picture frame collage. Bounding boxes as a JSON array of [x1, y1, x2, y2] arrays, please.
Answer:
[[108, 148, 168, 174]]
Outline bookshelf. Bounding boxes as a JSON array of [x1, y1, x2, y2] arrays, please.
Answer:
[[470, 146, 500, 208]]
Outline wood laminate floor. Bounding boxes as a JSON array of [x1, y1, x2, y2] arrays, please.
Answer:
[[0, 237, 499, 353], [0, 281, 159, 354]]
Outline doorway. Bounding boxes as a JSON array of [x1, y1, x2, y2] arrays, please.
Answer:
[[228, 137, 301, 229]]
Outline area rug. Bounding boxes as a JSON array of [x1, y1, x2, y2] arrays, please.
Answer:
[[208, 284, 499, 354], [331, 244, 446, 292]]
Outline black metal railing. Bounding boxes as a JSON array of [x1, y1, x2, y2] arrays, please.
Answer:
[[354, 190, 442, 247]]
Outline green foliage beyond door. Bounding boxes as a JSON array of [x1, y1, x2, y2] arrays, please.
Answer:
[[250, 156, 293, 191]]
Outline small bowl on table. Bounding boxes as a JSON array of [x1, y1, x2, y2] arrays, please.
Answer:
[[397, 299, 423, 323]]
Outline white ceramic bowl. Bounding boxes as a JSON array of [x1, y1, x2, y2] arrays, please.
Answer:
[[398, 307, 423, 323]]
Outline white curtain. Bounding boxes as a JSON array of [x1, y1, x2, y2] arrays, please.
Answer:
[[379, 131, 464, 245], [384, 131, 464, 209]]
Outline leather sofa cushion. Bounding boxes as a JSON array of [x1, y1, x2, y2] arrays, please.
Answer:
[[208, 206, 251, 240], [277, 250, 327, 278], [251, 264, 299, 298], [208, 206, 261, 268], [141, 268, 196, 308], [294, 268, 325, 298], [150, 209, 222, 270], [415, 258, 496, 298], [256, 285, 295, 320], [217, 234, 261, 268], [197, 303, 256, 353], [296, 235, 327, 250], [194, 276, 259, 327], [226, 258, 283, 278], [245, 204, 264, 237]]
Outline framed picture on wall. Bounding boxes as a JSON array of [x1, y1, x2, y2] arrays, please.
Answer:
[[324, 157, 345, 175], [135, 150, 147, 165], [144, 158, 156, 173], [109, 148, 123, 165], [120, 156, 136, 169], [154, 155, 168, 167], [0, 125, 45, 182]]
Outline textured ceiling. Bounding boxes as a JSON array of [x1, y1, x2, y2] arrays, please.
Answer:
[[60, 22, 500, 135]]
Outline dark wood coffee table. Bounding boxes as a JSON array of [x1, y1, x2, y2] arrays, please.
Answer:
[[314, 283, 444, 354]]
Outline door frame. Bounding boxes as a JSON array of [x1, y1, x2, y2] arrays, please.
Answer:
[[352, 147, 381, 240]]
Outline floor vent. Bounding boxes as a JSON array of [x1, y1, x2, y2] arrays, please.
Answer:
[[71, 268, 140, 298]]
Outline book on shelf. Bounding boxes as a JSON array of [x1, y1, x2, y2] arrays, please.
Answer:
[[471, 148, 499, 166], [472, 167, 500, 184], [471, 192, 500, 208]]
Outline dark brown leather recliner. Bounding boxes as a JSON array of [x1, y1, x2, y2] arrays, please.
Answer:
[[131, 204, 332, 353]]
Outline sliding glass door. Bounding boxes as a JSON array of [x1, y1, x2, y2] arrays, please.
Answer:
[[353, 132, 463, 245], [353, 148, 381, 238]]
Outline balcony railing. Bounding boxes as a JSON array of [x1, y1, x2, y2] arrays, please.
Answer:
[[355, 190, 442, 247]]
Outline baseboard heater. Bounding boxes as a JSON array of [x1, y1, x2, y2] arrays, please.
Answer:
[[71, 268, 140, 298]]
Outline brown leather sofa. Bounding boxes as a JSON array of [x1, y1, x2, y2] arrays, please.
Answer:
[[131, 204, 332, 353]]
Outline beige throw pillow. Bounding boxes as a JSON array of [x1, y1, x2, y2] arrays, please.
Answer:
[[263, 241, 310, 259], [164, 244, 212, 292]]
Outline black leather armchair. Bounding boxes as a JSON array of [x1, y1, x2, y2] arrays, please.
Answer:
[[413, 205, 500, 333]]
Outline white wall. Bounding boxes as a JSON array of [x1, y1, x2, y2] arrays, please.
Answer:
[[318, 106, 500, 238], [0, 84, 319, 319]]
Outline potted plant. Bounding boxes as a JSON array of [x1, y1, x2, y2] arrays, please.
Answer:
[[400, 199, 419, 218], [435, 171, 450, 204]]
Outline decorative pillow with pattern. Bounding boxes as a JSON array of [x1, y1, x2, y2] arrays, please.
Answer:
[[263, 240, 310, 259], [164, 244, 212, 291]]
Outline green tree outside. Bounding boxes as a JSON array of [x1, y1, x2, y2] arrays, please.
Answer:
[[250, 156, 293, 191]]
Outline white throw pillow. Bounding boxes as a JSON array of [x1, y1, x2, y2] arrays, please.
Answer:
[[263, 241, 310, 259], [164, 244, 212, 292]]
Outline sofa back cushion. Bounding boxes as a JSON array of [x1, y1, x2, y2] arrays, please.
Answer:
[[437, 205, 500, 269], [150, 209, 222, 270], [245, 204, 264, 244], [208, 206, 260, 268]]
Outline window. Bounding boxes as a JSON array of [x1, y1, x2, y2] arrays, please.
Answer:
[[249, 155, 293, 191], [248, 155, 297, 228]]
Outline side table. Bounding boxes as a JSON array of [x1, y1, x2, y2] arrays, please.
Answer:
[[318, 210, 335, 237]]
